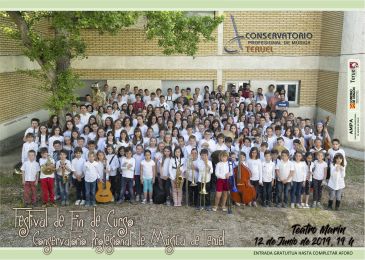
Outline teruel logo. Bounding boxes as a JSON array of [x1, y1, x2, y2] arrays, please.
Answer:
[[349, 62, 359, 69]]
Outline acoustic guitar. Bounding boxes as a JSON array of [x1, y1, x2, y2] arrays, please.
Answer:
[[95, 160, 113, 203]]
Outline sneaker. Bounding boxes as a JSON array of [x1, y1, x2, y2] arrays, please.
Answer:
[[136, 195, 140, 202], [316, 202, 322, 208], [61, 200, 66, 206], [85, 203, 90, 207], [165, 201, 171, 206], [291, 203, 295, 209], [296, 203, 303, 209], [222, 207, 228, 212], [212, 207, 217, 212], [111, 196, 114, 202], [248, 202, 252, 207], [205, 206, 212, 211], [282, 203, 288, 208], [305, 203, 310, 208], [149, 200, 153, 205], [75, 200, 81, 206], [252, 201, 257, 207], [42, 203, 47, 208], [311, 201, 317, 208], [79, 200, 85, 206], [92, 203, 97, 207], [276, 204, 281, 208], [51, 202, 57, 207], [142, 199, 147, 204], [117, 199, 124, 204]]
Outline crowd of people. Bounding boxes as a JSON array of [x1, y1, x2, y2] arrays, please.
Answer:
[[20, 83, 347, 212]]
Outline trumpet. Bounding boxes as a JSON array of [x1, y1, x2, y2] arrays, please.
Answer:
[[41, 156, 55, 175], [189, 155, 197, 187], [200, 160, 208, 195]]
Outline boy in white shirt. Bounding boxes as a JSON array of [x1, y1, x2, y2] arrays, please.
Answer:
[[23, 118, 40, 143], [56, 150, 74, 206], [21, 150, 40, 207], [118, 147, 136, 204], [213, 151, 232, 212], [72, 147, 86, 206], [260, 151, 275, 207], [83, 152, 100, 207], [22, 133, 39, 163], [38, 148, 56, 207], [140, 150, 156, 204], [197, 149, 213, 210], [275, 150, 294, 208]]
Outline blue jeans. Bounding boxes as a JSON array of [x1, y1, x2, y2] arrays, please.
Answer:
[[291, 181, 304, 204], [85, 181, 97, 206], [276, 181, 290, 205], [262, 182, 272, 204], [56, 174, 69, 202], [120, 177, 134, 201]]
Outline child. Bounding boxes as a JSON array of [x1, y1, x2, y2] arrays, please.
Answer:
[[140, 150, 156, 204], [39, 148, 56, 207], [22, 133, 39, 163], [259, 142, 268, 162], [186, 148, 199, 208], [291, 152, 307, 208], [23, 118, 40, 142], [327, 153, 346, 210], [21, 150, 40, 207], [133, 144, 144, 202], [83, 152, 100, 207], [213, 151, 231, 212], [96, 151, 111, 204], [72, 147, 86, 206], [247, 147, 262, 207], [56, 149, 74, 206], [160, 146, 172, 206], [303, 152, 314, 208], [275, 150, 294, 208], [106, 145, 119, 202], [169, 147, 185, 207], [118, 147, 136, 204], [312, 151, 327, 208], [273, 137, 287, 157], [327, 139, 347, 166], [48, 126, 64, 155], [197, 149, 213, 210], [260, 150, 275, 207]]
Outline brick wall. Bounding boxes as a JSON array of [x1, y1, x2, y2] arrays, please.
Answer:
[[319, 12, 343, 56], [317, 70, 339, 113], [223, 70, 319, 106], [0, 71, 50, 122]]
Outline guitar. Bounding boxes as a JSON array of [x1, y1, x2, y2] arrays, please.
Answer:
[[95, 159, 113, 203]]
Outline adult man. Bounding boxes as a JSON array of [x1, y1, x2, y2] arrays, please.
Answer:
[[275, 93, 289, 118]]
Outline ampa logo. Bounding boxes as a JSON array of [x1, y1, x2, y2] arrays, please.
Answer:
[[349, 62, 359, 69]]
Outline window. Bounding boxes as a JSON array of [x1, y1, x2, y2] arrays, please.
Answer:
[[226, 80, 250, 92], [275, 81, 300, 105]]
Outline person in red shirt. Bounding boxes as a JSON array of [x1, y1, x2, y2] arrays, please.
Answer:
[[242, 84, 251, 98], [133, 94, 145, 113]]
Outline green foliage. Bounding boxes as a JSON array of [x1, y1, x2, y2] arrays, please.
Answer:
[[1, 11, 223, 114]]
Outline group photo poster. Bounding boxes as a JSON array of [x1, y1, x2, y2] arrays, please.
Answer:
[[0, 0, 364, 259]]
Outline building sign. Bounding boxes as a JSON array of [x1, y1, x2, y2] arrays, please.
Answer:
[[224, 14, 314, 54], [347, 59, 361, 142]]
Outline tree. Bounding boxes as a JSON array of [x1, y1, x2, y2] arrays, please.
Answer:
[[0, 11, 223, 118]]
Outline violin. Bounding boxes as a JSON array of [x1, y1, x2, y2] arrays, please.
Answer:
[[231, 138, 256, 205]]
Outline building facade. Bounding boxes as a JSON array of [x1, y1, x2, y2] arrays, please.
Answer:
[[0, 11, 364, 154]]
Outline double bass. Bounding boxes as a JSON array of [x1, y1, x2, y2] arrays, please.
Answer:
[[231, 139, 256, 205]]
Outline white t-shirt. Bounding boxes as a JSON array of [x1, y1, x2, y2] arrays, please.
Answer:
[[312, 160, 327, 180], [56, 160, 74, 177], [247, 159, 262, 181], [84, 161, 100, 182], [160, 157, 171, 178], [72, 157, 86, 179], [21, 160, 40, 181], [328, 164, 346, 190], [275, 160, 294, 182], [215, 161, 232, 179], [261, 161, 275, 183], [292, 161, 307, 182], [120, 157, 136, 178], [141, 159, 156, 179], [22, 142, 39, 163], [197, 159, 213, 183]]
